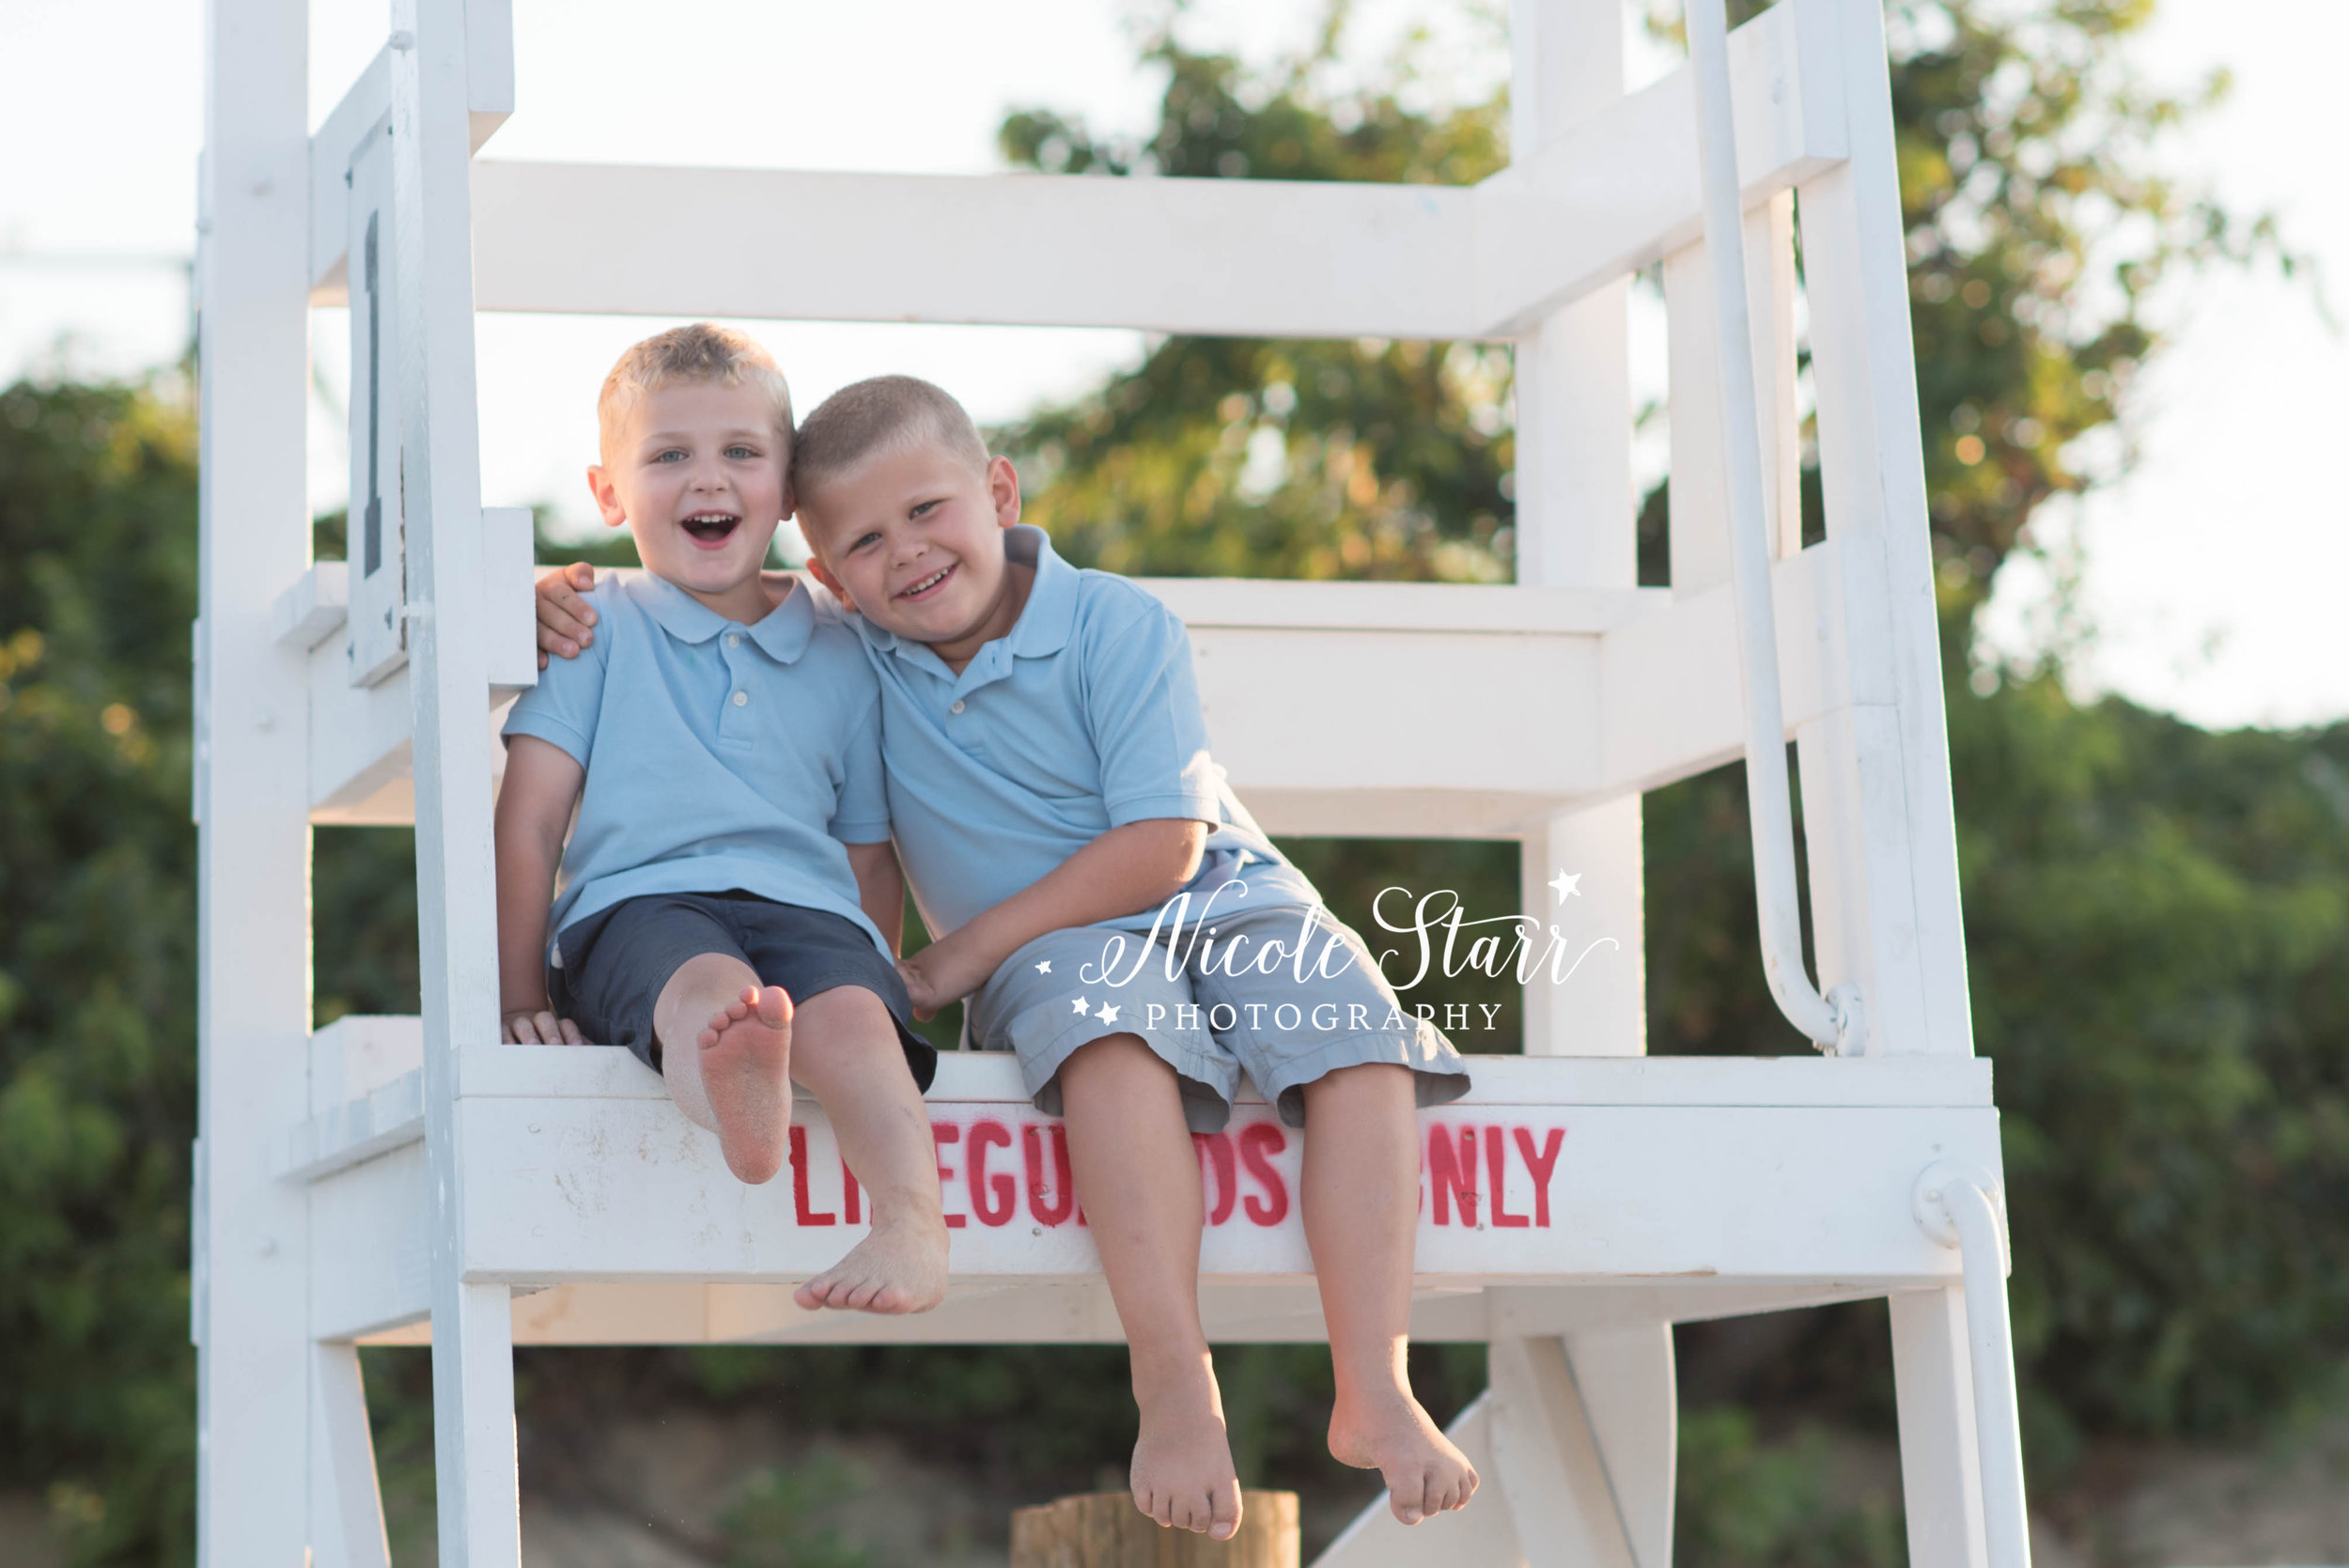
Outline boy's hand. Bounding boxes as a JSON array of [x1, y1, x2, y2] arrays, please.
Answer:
[[896, 937, 991, 1021], [535, 561, 599, 668], [504, 1008, 585, 1045]]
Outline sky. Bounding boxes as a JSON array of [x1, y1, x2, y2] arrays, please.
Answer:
[[1, 0, 2340, 730]]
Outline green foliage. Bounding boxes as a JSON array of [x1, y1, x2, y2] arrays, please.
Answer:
[[1873, 0, 2281, 640], [998, 25, 1514, 582], [1674, 1406, 1907, 1565], [0, 377, 200, 1563], [1958, 682, 2349, 1447]]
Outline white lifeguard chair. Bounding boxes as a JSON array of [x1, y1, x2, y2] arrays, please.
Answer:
[[191, 0, 2030, 1562]]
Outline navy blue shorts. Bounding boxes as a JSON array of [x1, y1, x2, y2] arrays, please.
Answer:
[[549, 891, 936, 1091]]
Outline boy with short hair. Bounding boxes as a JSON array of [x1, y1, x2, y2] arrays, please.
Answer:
[[499, 327, 947, 1316], [537, 374, 1477, 1536]]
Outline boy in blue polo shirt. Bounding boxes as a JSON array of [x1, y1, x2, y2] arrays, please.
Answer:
[[497, 327, 947, 1317], [539, 374, 1477, 1537]]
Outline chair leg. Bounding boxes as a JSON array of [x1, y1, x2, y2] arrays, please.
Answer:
[[1487, 1336, 1638, 1568], [1890, 1287, 1990, 1568], [1310, 1392, 1526, 1567], [1561, 1324, 1676, 1568], [430, 1281, 521, 1567], [309, 1341, 392, 1568]]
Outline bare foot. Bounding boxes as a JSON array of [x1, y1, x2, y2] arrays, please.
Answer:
[[698, 985, 793, 1184], [1330, 1391, 1479, 1526], [795, 1210, 949, 1313], [1129, 1358, 1243, 1539]]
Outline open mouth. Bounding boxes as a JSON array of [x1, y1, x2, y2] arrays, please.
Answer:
[[896, 562, 957, 601], [680, 511, 740, 548]]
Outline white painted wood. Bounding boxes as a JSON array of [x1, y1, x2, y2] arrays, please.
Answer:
[[384, 0, 519, 1557], [1488, 1335, 1637, 1566], [1518, 800, 1645, 1055], [307, 47, 391, 292], [308, 1341, 391, 1568], [471, 162, 1479, 337], [283, 1071, 425, 1182], [1562, 1324, 1676, 1568], [344, 123, 408, 688], [1508, 0, 1647, 1063], [343, 1275, 1932, 1351], [193, 1, 314, 1562], [1313, 1393, 1526, 1567], [284, 1048, 1993, 1192], [1600, 535, 1885, 798], [1794, 0, 1974, 1058], [1475, 0, 1846, 334], [445, 8, 1837, 336], [1890, 1287, 1990, 1568], [1664, 192, 1800, 594], [481, 506, 539, 693], [272, 560, 349, 649], [1140, 577, 1661, 633], [309, 14, 514, 296], [440, 1097, 1991, 1283], [308, 1015, 426, 1114]]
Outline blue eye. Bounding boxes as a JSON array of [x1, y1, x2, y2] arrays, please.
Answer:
[[725, 444, 756, 459], [654, 449, 686, 463], [853, 532, 881, 551]]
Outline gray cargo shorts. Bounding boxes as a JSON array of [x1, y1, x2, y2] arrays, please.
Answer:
[[966, 902, 1470, 1131]]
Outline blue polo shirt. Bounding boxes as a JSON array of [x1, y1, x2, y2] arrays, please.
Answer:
[[503, 570, 893, 958], [854, 525, 1321, 939]]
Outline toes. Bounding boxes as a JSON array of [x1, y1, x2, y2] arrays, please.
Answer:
[[756, 986, 792, 1026], [1209, 1480, 1242, 1541]]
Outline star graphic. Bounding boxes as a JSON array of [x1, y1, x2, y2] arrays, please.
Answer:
[[1034, 959, 1052, 974], [1097, 1003, 1122, 1025], [1548, 870, 1583, 904], [1071, 996, 1091, 1016]]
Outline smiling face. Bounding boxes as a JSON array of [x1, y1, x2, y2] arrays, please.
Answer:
[[797, 439, 1031, 672], [587, 380, 788, 622]]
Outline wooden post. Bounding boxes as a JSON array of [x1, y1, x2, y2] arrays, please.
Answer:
[[1010, 1492, 1299, 1568]]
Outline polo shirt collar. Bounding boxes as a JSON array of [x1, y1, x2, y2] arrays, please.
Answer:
[[637, 570, 815, 663], [1003, 525, 1078, 659]]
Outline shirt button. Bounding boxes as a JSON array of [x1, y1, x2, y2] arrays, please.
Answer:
[[725, 633, 742, 649], [949, 700, 966, 714], [732, 691, 749, 707]]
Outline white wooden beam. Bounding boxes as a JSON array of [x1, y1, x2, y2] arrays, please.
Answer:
[[307, 1342, 392, 1568], [386, 0, 520, 1558], [1597, 535, 1892, 802], [1792, 0, 1975, 1059], [1561, 1324, 1677, 1568], [299, 537, 1917, 839], [1474, 0, 1846, 335], [466, 161, 1481, 336], [1509, 0, 1646, 1063], [445, 4, 1838, 336], [1890, 1286, 1991, 1568], [1487, 1335, 1638, 1566], [307, 0, 516, 296], [194, 1, 315, 1563]]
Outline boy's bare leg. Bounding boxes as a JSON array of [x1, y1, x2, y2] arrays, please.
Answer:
[[1059, 1034, 1243, 1541], [1303, 1063, 1479, 1525], [655, 953, 792, 1186], [787, 986, 949, 1314]]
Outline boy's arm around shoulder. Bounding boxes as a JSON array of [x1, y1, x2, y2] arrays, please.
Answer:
[[495, 734, 587, 1044]]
